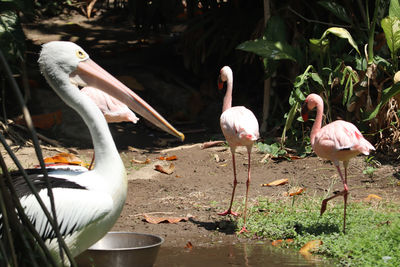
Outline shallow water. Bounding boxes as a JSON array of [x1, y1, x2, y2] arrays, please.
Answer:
[[154, 242, 330, 267]]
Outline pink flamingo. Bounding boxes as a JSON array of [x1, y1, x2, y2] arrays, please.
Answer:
[[217, 66, 260, 234], [301, 93, 375, 233]]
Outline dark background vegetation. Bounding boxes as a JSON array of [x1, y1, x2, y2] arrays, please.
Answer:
[[1, 0, 400, 157]]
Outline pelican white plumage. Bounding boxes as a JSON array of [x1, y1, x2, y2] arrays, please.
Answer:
[[6, 41, 184, 263]]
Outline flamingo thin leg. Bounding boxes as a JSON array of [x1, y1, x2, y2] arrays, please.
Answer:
[[238, 150, 251, 234], [218, 152, 239, 216], [342, 162, 349, 233], [320, 163, 349, 233]]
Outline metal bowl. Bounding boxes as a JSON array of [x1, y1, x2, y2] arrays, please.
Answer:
[[75, 232, 164, 267]]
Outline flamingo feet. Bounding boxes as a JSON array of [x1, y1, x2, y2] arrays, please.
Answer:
[[320, 199, 328, 216], [218, 210, 239, 216], [320, 190, 349, 216], [237, 226, 249, 235]]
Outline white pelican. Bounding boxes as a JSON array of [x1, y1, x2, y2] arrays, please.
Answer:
[[6, 41, 184, 264]]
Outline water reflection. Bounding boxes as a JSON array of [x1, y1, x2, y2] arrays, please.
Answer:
[[155, 242, 330, 267]]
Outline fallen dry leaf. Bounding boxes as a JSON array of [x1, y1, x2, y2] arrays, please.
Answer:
[[286, 187, 305, 196], [86, 0, 97, 18], [271, 239, 294, 246], [213, 154, 221, 163], [377, 220, 391, 226], [155, 163, 175, 175], [127, 146, 140, 152], [201, 140, 225, 149], [42, 152, 86, 167], [184, 241, 193, 250], [287, 154, 302, 160], [157, 155, 178, 161], [261, 178, 289, 187], [131, 158, 151, 164], [299, 240, 323, 256], [144, 214, 190, 224], [364, 194, 382, 201], [259, 154, 271, 163], [15, 110, 62, 130]]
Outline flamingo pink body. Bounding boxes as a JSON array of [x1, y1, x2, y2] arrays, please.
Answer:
[[218, 66, 259, 234], [302, 93, 374, 233]]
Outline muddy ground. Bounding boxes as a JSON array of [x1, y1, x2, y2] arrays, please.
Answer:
[[4, 8, 400, 252]]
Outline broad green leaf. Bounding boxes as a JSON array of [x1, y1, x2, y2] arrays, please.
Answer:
[[381, 16, 400, 55], [311, 27, 360, 54], [310, 73, 324, 87], [309, 38, 329, 55], [389, 0, 400, 18], [293, 73, 308, 88], [364, 83, 400, 120], [326, 27, 360, 54], [264, 16, 287, 43], [293, 65, 314, 88], [281, 102, 300, 142], [317, 1, 351, 23], [0, 10, 26, 61], [237, 39, 297, 62]]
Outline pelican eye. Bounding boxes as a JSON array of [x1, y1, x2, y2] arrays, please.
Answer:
[[76, 50, 86, 59]]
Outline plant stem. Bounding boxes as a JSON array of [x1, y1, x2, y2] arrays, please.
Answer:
[[367, 0, 380, 64]]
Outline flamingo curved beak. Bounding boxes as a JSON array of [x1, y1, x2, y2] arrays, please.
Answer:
[[301, 101, 309, 122], [71, 58, 185, 141], [217, 75, 224, 90]]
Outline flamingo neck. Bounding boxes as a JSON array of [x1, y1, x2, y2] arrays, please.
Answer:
[[222, 76, 233, 113], [310, 100, 323, 146]]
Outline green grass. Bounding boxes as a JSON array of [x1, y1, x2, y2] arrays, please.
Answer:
[[237, 196, 400, 266]]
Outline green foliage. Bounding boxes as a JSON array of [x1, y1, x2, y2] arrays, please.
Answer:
[[381, 17, 400, 57], [389, 0, 400, 19], [0, 9, 26, 68], [255, 142, 286, 158], [237, 39, 297, 62], [309, 27, 360, 55], [34, 0, 73, 17], [363, 166, 376, 177], [243, 197, 400, 266], [363, 156, 380, 178], [364, 82, 400, 121], [237, 0, 400, 152], [317, 1, 351, 24], [381, 16, 400, 70], [181, 1, 263, 75], [237, 15, 300, 78]]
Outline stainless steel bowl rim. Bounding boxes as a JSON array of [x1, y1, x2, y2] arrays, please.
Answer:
[[88, 231, 164, 251]]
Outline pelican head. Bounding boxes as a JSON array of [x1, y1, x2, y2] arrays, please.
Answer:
[[39, 41, 184, 141]]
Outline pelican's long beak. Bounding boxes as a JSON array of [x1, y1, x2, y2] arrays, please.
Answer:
[[72, 58, 184, 141]]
